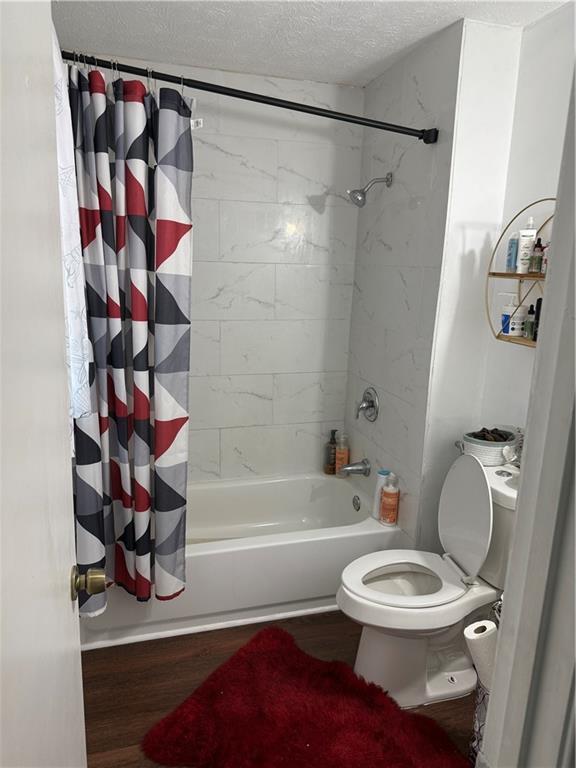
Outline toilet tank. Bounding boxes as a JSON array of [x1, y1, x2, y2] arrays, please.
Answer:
[[479, 465, 519, 589]]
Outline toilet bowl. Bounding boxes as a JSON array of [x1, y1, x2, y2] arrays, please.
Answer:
[[337, 454, 518, 708]]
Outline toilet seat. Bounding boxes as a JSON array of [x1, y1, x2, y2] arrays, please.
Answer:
[[341, 550, 467, 609]]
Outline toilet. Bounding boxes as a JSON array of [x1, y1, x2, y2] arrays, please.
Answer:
[[337, 454, 518, 708]]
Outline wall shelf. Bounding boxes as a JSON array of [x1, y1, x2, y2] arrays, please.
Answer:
[[489, 271, 545, 281], [496, 334, 537, 348], [485, 198, 555, 348]]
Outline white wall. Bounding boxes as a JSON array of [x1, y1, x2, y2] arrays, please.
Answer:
[[343, 23, 463, 540], [480, 2, 574, 428], [419, 21, 522, 551], [115, 58, 364, 481]]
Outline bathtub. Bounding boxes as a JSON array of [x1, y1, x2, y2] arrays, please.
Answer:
[[80, 474, 412, 648]]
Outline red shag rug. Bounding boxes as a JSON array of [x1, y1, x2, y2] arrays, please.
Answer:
[[143, 627, 469, 768]]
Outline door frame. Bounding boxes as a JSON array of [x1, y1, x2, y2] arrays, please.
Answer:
[[0, 2, 87, 766], [478, 82, 575, 768]]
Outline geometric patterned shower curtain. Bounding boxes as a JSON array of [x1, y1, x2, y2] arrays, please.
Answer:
[[69, 67, 193, 616]]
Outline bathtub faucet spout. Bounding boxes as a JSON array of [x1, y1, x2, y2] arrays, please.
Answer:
[[337, 459, 371, 477]]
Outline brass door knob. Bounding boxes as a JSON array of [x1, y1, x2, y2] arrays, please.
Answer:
[[70, 566, 106, 601]]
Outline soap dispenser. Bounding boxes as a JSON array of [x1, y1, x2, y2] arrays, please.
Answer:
[[324, 430, 338, 475]]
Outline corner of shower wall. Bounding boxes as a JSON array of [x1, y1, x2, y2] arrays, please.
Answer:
[[417, 20, 523, 552], [343, 22, 465, 543]]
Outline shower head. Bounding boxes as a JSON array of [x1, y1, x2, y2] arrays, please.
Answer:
[[346, 173, 393, 207], [347, 188, 367, 207]]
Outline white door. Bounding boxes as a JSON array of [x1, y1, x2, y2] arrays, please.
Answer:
[[0, 2, 87, 766]]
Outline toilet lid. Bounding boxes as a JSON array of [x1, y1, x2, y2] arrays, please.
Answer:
[[438, 454, 493, 579]]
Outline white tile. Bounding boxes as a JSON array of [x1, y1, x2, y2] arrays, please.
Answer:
[[188, 429, 220, 481], [188, 375, 273, 429], [220, 423, 328, 478], [220, 319, 349, 375], [353, 263, 423, 335], [346, 375, 425, 475], [275, 264, 354, 320], [192, 199, 219, 261], [273, 372, 347, 424], [191, 263, 275, 320], [190, 321, 220, 376], [217, 73, 363, 146], [219, 202, 357, 265], [348, 320, 432, 407], [193, 135, 278, 202], [278, 142, 361, 208]]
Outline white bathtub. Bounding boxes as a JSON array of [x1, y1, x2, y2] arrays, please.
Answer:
[[80, 475, 412, 648]]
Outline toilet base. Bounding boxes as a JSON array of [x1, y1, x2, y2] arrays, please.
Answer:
[[353, 623, 477, 708]]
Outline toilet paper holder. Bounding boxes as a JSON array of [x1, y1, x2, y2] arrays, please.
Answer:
[[489, 598, 502, 626]]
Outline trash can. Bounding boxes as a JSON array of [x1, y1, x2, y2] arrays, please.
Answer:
[[469, 681, 489, 763]]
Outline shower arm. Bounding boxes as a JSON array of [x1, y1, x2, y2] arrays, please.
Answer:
[[363, 174, 393, 193]]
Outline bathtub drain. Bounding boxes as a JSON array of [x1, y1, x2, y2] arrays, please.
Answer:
[[353, 495, 361, 512]]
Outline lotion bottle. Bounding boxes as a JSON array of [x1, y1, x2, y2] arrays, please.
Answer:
[[372, 469, 390, 520], [500, 293, 518, 335], [518, 217, 537, 274], [379, 473, 399, 526]]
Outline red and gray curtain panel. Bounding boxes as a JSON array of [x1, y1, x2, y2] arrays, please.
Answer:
[[69, 67, 193, 616]]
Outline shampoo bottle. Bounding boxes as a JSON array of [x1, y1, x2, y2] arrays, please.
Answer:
[[323, 429, 338, 475], [505, 232, 519, 272], [518, 217, 537, 274], [379, 473, 400, 526], [335, 433, 350, 475]]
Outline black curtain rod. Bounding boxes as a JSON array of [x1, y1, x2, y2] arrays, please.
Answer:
[[61, 50, 439, 144]]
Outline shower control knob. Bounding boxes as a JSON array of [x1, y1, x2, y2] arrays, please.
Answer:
[[70, 565, 106, 601], [356, 387, 379, 422]]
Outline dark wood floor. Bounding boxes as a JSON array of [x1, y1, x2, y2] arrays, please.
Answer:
[[82, 612, 474, 767]]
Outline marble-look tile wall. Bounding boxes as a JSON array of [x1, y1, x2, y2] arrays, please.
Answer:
[[343, 24, 463, 541], [160, 62, 364, 481]]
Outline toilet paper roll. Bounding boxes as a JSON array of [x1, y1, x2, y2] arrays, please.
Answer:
[[464, 620, 498, 691]]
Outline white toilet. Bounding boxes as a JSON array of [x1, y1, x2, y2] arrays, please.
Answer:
[[337, 454, 518, 708]]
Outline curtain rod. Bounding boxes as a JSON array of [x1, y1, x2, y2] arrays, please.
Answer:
[[61, 50, 439, 144]]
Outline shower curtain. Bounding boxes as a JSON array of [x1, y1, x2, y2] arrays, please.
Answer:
[[69, 66, 193, 616]]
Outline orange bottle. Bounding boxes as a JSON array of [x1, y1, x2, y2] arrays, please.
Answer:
[[335, 433, 350, 475], [379, 473, 399, 525]]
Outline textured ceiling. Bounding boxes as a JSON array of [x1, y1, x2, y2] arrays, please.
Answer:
[[52, 1, 563, 85]]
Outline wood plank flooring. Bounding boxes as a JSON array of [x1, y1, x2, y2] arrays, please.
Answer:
[[82, 612, 474, 767]]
